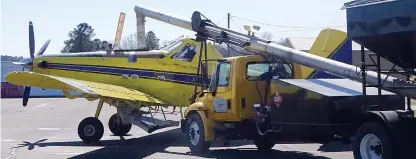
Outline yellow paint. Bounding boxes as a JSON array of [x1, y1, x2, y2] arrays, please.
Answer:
[[5, 38, 222, 107]]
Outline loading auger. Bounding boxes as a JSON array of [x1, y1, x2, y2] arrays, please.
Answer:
[[134, 1, 416, 159], [133, 5, 416, 101]]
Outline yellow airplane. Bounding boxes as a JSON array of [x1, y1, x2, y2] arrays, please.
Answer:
[[4, 18, 349, 143]]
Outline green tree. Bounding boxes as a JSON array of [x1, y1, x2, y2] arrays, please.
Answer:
[[120, 31, 161, 50], [145, 31, 160, 50], [92, 39, 109, 51], [61, 23, 105, 53]]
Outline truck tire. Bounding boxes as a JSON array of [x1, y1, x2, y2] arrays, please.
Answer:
[[186, 112, 210, 155], [253, 137, 275, 151], [353, 122, 393, 159]]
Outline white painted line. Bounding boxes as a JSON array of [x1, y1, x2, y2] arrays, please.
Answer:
[[2, 139, 21, 142], [48, 152, 83, 155], [35, 103, 49, 108], [38, 128, 61, 131], [1, 99, 20, 104]]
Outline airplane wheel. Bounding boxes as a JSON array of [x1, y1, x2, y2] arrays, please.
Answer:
[[78, 117, 104, 143], [108, 113, 132, 136], [186, 112, 210, 155]]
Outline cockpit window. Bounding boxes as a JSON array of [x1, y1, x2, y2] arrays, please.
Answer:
[[171, 43, 197, 62]]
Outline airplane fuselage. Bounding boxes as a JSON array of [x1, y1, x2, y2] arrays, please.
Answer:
[[32, 39, 222, 106]]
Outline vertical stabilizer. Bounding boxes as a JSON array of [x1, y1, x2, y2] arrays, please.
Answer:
[[301, 29, 352, 79]]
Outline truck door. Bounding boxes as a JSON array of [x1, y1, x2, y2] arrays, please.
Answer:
[[205, 61, 237, 121], [238, 60, 293, 120]]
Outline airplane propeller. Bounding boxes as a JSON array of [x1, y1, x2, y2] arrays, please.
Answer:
[[13, 21, 51, 107]]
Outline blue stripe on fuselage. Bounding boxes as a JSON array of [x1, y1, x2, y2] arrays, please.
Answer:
[[46, 63, 199, 85]]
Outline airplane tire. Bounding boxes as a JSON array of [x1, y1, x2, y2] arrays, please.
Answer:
[[78, 117, 104, 143], [253, 137, 275, 151], [353, 122, 393, 159], [108, 113, 132, 136], [186, 112, 210, 155]]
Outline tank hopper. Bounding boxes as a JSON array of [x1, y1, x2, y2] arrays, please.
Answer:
[[344, 0, 416, 69]]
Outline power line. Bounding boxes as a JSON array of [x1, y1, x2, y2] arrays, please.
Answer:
[[231, 15, 346, 29], [214, 17, 227, 26], [230, 18, 244, 32]]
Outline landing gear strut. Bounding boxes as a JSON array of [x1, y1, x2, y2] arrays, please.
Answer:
[[78, 99, 105, 143]]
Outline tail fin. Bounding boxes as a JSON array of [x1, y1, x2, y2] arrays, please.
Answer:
[[296, 28, 352, 79]]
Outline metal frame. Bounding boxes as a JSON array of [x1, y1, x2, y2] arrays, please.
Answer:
[[360, 45, 414, 111]]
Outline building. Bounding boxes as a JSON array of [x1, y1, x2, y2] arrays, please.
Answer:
[[287, 37, 406, 79], [1, 61, 65, 98]]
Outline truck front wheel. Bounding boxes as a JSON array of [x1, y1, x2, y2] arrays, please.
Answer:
[[353, 122, 393, 159], [186, 112, 210, 155]]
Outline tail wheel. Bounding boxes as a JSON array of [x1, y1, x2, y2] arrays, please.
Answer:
[[78, 117, 104, 143], [108, 113, 132, 136], [253, 137, 275, 151], [186, 112, 210, 154], [353, 122, 393, 159]]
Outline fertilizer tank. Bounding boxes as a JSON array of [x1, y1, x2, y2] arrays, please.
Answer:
[[134, 4, 416, 99], [344, 0, 416, 69]]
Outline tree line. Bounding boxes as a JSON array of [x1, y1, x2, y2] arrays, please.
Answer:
[[61, 23, 162, 53], [1, 55, 24, 61]]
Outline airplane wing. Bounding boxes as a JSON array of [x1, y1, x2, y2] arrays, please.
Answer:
[[4, 71, 167, 105]]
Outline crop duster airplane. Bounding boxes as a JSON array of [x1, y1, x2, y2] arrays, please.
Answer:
[[4, 11, 351, 143]]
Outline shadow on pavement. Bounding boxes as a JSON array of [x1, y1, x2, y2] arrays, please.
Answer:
[[14, 128, 341, 159]]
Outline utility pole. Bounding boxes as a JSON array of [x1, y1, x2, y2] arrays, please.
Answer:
[[227, 13, 231, 29]]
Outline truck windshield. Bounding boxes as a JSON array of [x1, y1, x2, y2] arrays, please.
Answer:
[[246, 61, 292, 80]]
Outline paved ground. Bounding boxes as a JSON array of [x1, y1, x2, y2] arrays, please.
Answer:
[[1, 98, 356, 159]]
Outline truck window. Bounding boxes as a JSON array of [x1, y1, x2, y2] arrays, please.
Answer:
[[171, 43, 197, 62], [217, 62, 231, 86], [209, 62, 231, 91], [246, 62, 292, 80]]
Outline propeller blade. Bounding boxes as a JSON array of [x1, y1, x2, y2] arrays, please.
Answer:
[[29, 21, 35, 58], [37, 39, 51, 56], [23, 86, 31, 106]]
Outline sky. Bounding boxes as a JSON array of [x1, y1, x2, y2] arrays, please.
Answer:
[[1, 0, 351, 57]]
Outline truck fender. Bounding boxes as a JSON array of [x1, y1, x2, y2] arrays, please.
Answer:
[[181, 102, 215, 141], [358, 111, 413, 130]]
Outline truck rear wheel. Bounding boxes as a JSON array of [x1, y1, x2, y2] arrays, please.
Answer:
[[353, 122, 392, 159], [186, 112, 210, 154], [253, 137, 275, 151]]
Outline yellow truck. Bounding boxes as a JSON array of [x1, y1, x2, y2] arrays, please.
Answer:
[[180, 53, 406, 157]]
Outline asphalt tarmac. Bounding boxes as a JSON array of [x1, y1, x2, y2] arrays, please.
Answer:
[[1, 98, 355, 159]]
